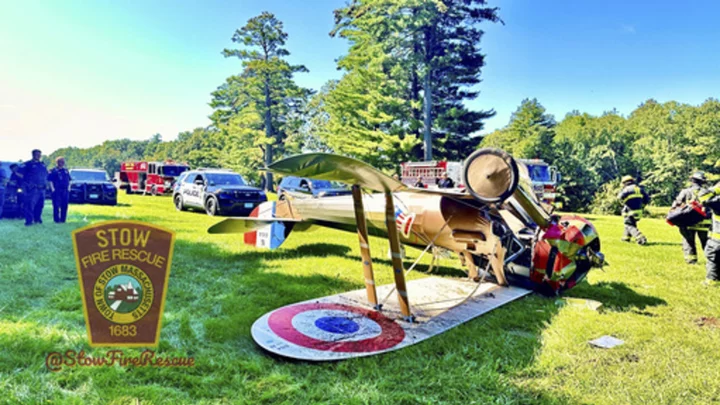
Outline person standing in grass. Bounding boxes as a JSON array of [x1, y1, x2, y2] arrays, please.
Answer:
[[672, 172, 711, 264], [18, 149, 48, 226], [618, 175, 650, 245], [699, 183, 720, 286], [48, 157, 71, 223]]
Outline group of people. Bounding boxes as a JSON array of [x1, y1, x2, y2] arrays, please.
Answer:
[[392, 172, 455, 189], [618, 172, 720, 286], [0, 149, 72, 226]]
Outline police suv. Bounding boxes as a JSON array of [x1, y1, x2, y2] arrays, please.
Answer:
[[69, 168, 118, 205], [173, 169, 267, 216]]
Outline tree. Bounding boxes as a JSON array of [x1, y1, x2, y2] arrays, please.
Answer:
[[212, 12, 312, 191], [481, 98, 555, 159], [331, 0, 500, 161]]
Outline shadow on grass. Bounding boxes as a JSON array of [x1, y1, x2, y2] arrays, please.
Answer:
[[566, 281, 666, 311], [643, 241, 681, 247]]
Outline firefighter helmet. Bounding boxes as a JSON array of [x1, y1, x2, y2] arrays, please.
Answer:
[[691, 171, 707, 183], [621, 175, 635, 185]]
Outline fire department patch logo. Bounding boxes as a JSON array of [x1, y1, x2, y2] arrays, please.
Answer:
[[72, 221, 175, 347], [94, 265, 154, 324]]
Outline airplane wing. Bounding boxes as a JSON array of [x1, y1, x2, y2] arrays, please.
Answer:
[[208, 217, 303, 234], [267, 153, 475, 199]]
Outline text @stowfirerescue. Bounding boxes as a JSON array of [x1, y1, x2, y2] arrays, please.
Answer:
[[45, 350, 195, 372]]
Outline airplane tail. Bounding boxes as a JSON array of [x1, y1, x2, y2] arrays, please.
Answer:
[[208, 199, 304, 250]]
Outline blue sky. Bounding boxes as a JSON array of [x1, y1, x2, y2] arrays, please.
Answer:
[[1, 0, 718, 160]]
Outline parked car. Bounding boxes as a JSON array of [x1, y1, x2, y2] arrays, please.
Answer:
[[173, 169, 267, 216], [69, 169, 117, 205], [0, 161, 23, 219], [277, 176, 351, 199]]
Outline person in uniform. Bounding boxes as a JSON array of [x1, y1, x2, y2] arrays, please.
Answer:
[[0, 162, 6, 219], [617, 175, 650, 245], [48, 156, 71, 223], [438, 172, 455, 189], [672, 172, 710, 264], [18, 149, 48, 226], [414, 176, 426, 188], [698, 183, 720, 286]]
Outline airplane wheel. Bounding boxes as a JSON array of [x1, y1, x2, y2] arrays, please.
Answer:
[[205, 196, 219, 216], [174, 194, 186, 211]]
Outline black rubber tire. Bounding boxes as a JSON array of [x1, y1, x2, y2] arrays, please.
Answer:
[[174, 194, 185, 211], [205, 196, 219, 216]]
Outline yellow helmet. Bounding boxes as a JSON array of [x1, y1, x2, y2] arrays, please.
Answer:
[[621, 175, 634, 184]]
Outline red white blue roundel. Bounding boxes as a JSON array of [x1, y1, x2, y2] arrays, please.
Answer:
[[258, 302, 405, 356]]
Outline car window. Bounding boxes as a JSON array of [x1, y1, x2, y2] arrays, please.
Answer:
[[193, 174, 204, 184], [70, 170, 108, 181], [310, 180, 332, 188], [183, 173, 195, 183], [205, 173, 246, 186], [177, 173, 188, 184]]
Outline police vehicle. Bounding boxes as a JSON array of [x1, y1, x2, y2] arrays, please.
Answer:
[[173, 169, 267, 216], [0, 161, 23, 218], [69, 168, 118, 205]]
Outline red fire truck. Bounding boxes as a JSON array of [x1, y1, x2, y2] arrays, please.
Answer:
[[517, 158, 560, 206], [119, 160, 190, 196], [399, 161, 464, 188]]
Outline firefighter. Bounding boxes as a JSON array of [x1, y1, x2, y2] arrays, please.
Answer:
[[699, 183, 720, 286], [617, 175, 650, 245], [672, 172, 710, 264], [438, 172, 455, 189], [18, 149, 48, 226], [48, 156, 71, 223]]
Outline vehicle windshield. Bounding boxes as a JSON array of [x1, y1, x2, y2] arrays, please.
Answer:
[[206, 173, 246, 186], [526, 165, 551, 182], [70, 170, 108, 182], [161, 166, 189, 177]]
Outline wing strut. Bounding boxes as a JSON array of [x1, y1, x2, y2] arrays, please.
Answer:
[[384, 191, 414, 321], [351, 185, 380, 310]]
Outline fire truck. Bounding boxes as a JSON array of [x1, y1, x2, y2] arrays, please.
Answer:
[[400, 158, 561, 206], [399, 161, 464, 188], [119, 160, 190, 196], [517, 158, 560, 206]]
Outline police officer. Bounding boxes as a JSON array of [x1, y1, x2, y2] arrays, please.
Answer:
[[18, 149, 48, 226], [699, 183, 720, 286], [48, 156, 71, 223], [672, 172, 710, 264], [618, 175, 650, 245]]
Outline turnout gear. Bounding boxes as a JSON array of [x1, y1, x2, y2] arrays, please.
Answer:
[[672, 182, 710, 263], [618, 181, 650, 245], [698, 183, 720, 281]]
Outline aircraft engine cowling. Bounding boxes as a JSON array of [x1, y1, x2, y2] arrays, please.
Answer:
[[463, 148, 520, 204]]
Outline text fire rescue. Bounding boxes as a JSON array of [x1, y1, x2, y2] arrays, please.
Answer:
[[79, 228, 166, 269]]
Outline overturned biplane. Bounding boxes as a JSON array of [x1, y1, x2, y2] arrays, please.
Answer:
[[208, 149, 605, 360]]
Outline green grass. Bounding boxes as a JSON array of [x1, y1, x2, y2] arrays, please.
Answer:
[[0, 195, 719, 404]]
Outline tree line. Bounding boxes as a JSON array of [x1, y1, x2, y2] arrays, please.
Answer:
[[44, 1, 720, 212]]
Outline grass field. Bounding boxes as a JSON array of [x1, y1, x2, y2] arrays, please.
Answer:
[[1, 194, 719, 404]]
